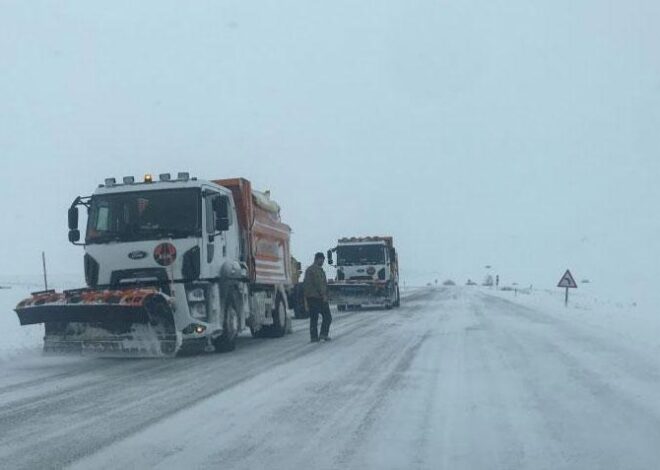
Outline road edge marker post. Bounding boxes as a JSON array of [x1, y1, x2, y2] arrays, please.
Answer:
[[557, 269, 577, 307]]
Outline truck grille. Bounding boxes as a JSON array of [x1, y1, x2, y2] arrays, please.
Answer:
[[349, 276, 373, 281]]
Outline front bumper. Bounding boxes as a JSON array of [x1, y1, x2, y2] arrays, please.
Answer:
[[328, 281, 393, 306]]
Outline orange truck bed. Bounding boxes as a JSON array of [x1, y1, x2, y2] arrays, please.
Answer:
[[214, 178, 292, 286]]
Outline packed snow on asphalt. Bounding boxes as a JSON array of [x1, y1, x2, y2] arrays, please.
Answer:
[[2, 285, 660, 470]]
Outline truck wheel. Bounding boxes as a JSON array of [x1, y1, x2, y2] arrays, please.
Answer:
[[293, 287, 308, 319], [394, 286, 401, 308], [285, 312, 293, 334], [294, 285, 308, 319], [269, 295, 287, 338], [214, 291, 239, 352], [294, 305, 308, 319]]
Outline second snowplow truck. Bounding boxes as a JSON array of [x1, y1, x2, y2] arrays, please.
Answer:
[[327, 236, 400, 310], [14, 174, 295, 357]]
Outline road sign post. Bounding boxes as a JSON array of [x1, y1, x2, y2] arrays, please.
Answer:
[[42, 251, 48, 291], [557, 269, 577, 307]]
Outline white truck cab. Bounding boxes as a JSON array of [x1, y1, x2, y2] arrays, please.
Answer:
[[327, 236, 400, 310], [16, 173, 293, 356]]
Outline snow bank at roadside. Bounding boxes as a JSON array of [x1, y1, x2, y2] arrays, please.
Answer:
[[1, 286, 44, 361], [0, 274, 82, 362], [488, 285, 660, 353]]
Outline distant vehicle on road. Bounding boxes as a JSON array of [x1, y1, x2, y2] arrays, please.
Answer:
[[326, 236, 400, 310]]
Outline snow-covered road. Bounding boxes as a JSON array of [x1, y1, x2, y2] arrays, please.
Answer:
[[2, 287, 660, 469]]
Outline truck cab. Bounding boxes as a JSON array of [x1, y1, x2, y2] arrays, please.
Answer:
[[327, 236, 400, 310], [16, 173, 293, 357], [82, 175, 240, 285]]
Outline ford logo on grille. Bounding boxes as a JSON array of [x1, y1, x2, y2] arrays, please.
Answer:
[[128, 250, 148, 260]]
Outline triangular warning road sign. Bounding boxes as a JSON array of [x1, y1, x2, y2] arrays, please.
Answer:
[[557, 269, 578, 288]]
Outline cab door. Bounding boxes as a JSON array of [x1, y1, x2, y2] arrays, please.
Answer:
[[203, 190, 223, 276]]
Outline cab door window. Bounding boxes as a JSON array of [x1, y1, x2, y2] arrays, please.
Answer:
[[205, 194, 217, 234]]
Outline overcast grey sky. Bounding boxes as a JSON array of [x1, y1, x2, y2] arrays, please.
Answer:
[[2, 1, 659, 300]]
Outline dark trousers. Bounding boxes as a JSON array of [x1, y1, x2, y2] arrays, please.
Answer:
[[308, 298, 332, 340]]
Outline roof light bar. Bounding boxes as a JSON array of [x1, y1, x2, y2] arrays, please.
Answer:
[[144, 174, 153, 183], [123, 176, 135, 184], [159, 173, 171, 182], [177, 172, 190, 181], [104, 177, 116, 186]]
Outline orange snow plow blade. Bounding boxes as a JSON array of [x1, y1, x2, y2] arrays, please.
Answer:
[[15, 287, 178, 357]]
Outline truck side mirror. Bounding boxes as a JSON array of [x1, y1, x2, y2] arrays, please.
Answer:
[[390, 247, 396, 262], [213, 196, 230, 232], [327, 250, 333, 265], [68, 206, 79, 230], [68, 229, 80, 243]]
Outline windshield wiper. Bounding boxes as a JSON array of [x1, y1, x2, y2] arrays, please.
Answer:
[[136, 228, 193, 239], [87, 232, 125, 244]]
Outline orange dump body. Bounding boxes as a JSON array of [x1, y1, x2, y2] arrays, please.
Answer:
[[214, 178, 292, 286]]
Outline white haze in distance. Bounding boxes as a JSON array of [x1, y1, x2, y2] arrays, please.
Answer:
[[1, 1, 659, 304]]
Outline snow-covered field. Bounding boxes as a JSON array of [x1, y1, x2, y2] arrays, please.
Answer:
[[490, 285, 660, 355], [0, 275, 82, 361], [1, 281, 46, 361], [2, 285, 660, 469]]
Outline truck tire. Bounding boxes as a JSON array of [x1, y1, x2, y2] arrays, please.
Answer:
[[394, 286, 401, 308], [214, 290, 239, 352], [291, 284, 308, 319], [268, 295, 287, 338], [285, 312, 293, 334], [294, 306, 308, 319]]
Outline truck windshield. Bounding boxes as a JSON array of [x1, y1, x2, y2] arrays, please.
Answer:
[[337, 245, 386, 266], [86, 188, 201, 244]]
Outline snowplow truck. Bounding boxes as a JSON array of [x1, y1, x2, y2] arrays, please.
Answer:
[[14, 174, 295, 357], [326, 236, 400, 310]]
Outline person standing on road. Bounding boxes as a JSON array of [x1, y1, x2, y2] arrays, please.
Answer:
[[303, 252, 332, 342]]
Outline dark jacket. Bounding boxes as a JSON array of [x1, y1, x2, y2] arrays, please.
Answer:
[[303, 264, 328, 301]]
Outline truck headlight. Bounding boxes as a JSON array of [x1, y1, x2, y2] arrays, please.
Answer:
[[183, 323, 207, 335]]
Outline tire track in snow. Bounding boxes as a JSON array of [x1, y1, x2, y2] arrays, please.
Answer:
[[0, 288, 443, 470]]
